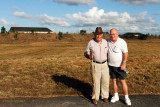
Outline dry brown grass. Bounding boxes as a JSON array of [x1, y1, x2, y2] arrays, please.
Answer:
[[0, 32, 58, 43], [0, 32, 110, 43], [0, 36, 159, 98]]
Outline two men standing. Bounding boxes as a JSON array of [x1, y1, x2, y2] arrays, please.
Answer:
[[84, 27, 131, 105]]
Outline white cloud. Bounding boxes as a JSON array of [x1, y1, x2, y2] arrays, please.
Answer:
[[12, 7, 160, 34], [0, 19, 17, 26], [66, 7, 160, 34], [66, 7, 105, 26], [13, 12, 70, 27], [13, 12, 32, 19], [37, 14, 70, 27], [53, 0, 96, 5], [111, 0, 160, 5], [66, 7, 131, 26]]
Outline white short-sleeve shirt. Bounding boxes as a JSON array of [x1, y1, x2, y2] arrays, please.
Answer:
[[85, 39, 108, 62], [107, 37, 128, 67]]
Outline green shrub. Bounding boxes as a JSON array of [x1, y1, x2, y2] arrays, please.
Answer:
[[14, 32, 18, 40], [31, 30, 35, 34], [138, 34, 148, 40], [1, 26, 6, 34], [58, 32, 63, 40], [47, 31, 50, 34], [80, 30, 86, 35]]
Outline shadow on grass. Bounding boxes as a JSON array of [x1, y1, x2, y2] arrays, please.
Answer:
[[52, 75, 92, 101]]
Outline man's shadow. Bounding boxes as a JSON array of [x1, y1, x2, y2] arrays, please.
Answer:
[[52, 75, 92, 101]]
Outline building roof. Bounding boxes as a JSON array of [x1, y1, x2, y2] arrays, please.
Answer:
[[123, 32, 143, 36], [10, 27, 52, 32]]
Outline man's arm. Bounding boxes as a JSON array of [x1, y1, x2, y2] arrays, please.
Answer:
[[84, 40, 93, 60], [121, 52, 128, 70]]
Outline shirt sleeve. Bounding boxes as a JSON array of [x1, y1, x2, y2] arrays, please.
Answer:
[[122, 40, 128, 53], [85, 41, 91, 55]]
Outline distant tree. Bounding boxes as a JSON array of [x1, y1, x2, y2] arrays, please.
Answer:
[[14, 32, 18, 40], [14, 30, 17, 33], [138, 34, 148, 40], [105, 32, 109, 34], [47, 31, 50, 34], [146, 33, 150, 36], [155, 34, 158, 37], [31, 30, 35, 34], [80, 30, 86, 35], [58, 32, 63, 40], [1, 26, 6, 34]]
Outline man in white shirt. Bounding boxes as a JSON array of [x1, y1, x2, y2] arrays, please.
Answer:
[[107, 28, 131, 106], [84, 27, 110, 104]]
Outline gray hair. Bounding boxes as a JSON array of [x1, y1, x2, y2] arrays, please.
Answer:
[[110, 28, 119, 34]]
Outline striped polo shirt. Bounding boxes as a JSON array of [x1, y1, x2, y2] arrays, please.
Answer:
[[85, 39, 108, 62]]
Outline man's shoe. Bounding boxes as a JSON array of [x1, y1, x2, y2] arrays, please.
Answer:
[[125, 98, 131, 106], [111, 96, 119, 103], [92, 99, 97, 104], [103, 98, 108, 103]]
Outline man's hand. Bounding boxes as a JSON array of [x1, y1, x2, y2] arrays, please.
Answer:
[[89, 54, 93, 60], [89, 47, 93, 60], [84, 52, 93, 60], [121, 52, 128, 70], [121, 63, 126, 70]]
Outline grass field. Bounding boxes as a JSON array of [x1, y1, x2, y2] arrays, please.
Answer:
[[0, 38, 159, 98]]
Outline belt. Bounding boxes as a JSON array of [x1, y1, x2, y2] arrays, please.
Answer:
[[93, 60, 107, 64]]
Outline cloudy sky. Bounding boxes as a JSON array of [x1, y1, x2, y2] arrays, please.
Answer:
[[0, 0, 160, 34]]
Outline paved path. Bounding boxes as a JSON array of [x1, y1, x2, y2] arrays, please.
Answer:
[[0, 95, 160, 107]]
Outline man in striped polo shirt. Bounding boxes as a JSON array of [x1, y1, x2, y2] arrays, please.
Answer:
[[84, 27, 110, 104]]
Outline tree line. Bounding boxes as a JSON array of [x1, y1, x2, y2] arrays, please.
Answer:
[[1, 26, 160, 40]]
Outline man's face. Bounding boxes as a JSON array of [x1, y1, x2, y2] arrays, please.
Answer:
[[110, 29, 118, 42], [95, 34, 103, 42]]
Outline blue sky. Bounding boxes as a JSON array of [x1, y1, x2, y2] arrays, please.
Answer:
[[0, 0, 160, 34]]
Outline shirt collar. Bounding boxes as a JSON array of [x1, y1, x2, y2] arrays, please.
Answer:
[[94, 38, 103, 44], [111, 37, 119, 44]]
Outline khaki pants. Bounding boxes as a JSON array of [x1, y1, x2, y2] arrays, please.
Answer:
[[91, 62, 110, 100]]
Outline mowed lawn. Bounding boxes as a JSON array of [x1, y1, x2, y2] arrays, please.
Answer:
[[0, 39, 159, 98]]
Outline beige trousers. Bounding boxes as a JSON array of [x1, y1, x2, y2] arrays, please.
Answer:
[[91, 62, 110, 100]]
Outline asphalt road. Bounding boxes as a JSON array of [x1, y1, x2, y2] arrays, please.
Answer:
[[0, 95, 160, 107]]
